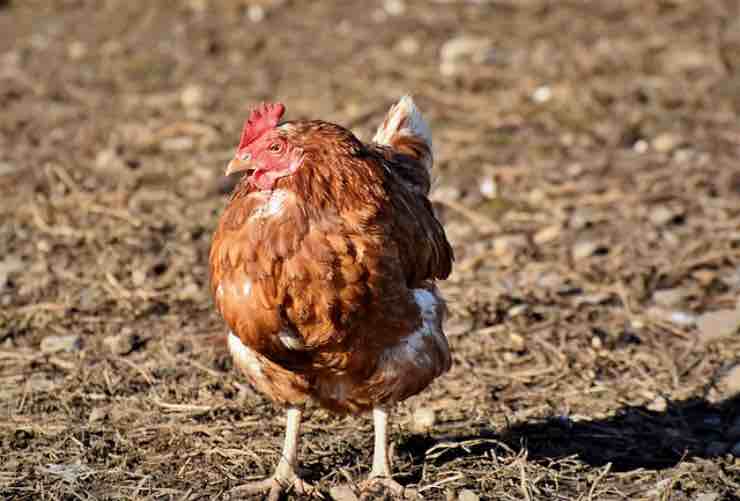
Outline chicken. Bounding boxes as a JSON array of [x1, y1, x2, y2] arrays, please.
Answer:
[[209, 96, 453, 499]]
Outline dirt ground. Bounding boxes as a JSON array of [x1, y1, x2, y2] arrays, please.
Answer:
[[2, 0, 740, 499]]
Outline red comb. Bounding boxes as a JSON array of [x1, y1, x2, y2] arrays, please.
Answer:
[[237, 102, 286, 150]]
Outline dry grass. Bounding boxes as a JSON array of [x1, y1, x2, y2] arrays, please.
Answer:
[[1, 0, 740, 499]]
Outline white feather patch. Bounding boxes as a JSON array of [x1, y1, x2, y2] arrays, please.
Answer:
[[379, 288, 446, 377], [372, 95, 433, 149], [278, 329, 306, 351], [251, 189, 289, 220], [242, 279, 252, 297], [227, 331, 264, 378]]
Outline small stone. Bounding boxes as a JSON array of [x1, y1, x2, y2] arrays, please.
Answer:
[[645, 306, 696, 327], [103, 329, 138, 356], [507, 305, 527, 318], [649, 206, 676, 226], [532, 85, 552, 103], [37, 240, 51, 253], [696, 493, 720, 501], [652, 288, 688, 307], [161, 136, 194, 151], [77, 287, 102, 311], [410, 407, 436, 434], [95, 149, 123, 170], [329, 485, 359, 501], [0, 160, 20, 176], [633, 139, 649, 154], [534, 224, 561, 245], [41, 335, 82, 354], [131, 268, 147, 287], [439, 36, 492, 76], [576, 292, 613, 306], [509, 332, 525, 351], [67, 41, 87, 60], [458, 490, 480, 501], [180, 84, 204, 109], [247, 4, 265, 22], [88, 407, 108, 423], [479, 177, 497, 198], [493, 235, 528, 257], [697, 309, 740, 342], [0, 256, 23, 290], [572, 240, 599, 260], [396, 36, 420, 56], [652, 133, 680, 153], [692, 269, 717, 287], [591, 336, 603, 350], [646, 395, 667, 412], [383, 0, 405, 16], [718, 364, 740, 395], [666, 310, 697, 327]]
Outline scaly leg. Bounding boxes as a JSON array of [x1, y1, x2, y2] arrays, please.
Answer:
[[230, 407, 319, 500], [360, 406, 406, 496]]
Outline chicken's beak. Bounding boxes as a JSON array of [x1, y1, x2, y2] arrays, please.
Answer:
[[225, 157, 255, 177]]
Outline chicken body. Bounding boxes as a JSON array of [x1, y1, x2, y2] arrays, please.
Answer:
[[209, 96, 453, 498]]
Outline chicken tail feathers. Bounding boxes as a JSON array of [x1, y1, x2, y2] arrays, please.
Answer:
[[372, 95, 433, 172]]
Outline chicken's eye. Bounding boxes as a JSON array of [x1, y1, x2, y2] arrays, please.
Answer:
[[268, 142, 282, 153], [239, 151, 251, 161]]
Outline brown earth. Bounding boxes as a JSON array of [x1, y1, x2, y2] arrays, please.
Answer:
[[2, 1, 740, 500]]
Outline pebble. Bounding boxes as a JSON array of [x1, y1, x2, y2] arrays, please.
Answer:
[[247, 5, 265, 23], [180, 84, 205, 109], [479, 177, 497, 198], [458, 490, 480, 501], [531, 85, 552, 103], [696, 493, 720, 501], [0, 256, 23, 290], [633, 139, 649, 154], [67, 41, 87, 60], [571, 240, 600, 260], [383, 0, 405, 16], [95, 148, 123, 170], [509, 332, 525, 351], [396, 36, 420, 56], [329, 485, 359, 501], [439, 36, 492, 76], [696, 308, 740, 342], [651, 288, 688, 307], [646, 395, 667, 412], [41, 335, 82, 354], [533, 224, 561, 245], [103, 329, 138, 356], [410, 407, 436, 434], [0, 160, 20, 176], [161, 136, 194, 151], [718, 364, 740, 395], [652, 133, 680, 153], [88, 407, 108, 423], [649, 205, 677, 226], [493, 235, 528, 257]]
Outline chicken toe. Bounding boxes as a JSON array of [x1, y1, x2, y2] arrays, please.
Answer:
[[230, 407, 321, 500]]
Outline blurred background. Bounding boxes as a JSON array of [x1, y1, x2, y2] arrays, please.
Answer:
[[2, 0, 740, 499]]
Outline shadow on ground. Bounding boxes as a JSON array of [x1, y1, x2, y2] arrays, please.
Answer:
[[399, 392, 740, 475]]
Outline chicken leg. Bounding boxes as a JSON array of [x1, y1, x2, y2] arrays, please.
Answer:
[[359, 406, 406, 496], [230, 407, 317, 501]]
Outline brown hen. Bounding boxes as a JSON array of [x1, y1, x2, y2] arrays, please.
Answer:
[[209, 96, 453, 499]]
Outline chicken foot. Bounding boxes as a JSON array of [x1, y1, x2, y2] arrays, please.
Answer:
[[230, 407, 319, 501], [359, 406, 409, 498]]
